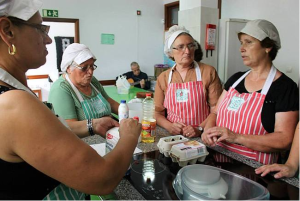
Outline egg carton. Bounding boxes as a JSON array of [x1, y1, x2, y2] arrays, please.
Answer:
[[169, 141, 209, 167], [157, 135, 189, 157]]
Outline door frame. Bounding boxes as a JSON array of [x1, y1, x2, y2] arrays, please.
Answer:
[[43, 17, 80, 42]]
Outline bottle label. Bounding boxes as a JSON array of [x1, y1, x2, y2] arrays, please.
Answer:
[[141, 119, 156, 137], [119, 112, 129, 122]]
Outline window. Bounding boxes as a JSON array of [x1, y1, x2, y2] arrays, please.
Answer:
[[165, 1, 179, 30]]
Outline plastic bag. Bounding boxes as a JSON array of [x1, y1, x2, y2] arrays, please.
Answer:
[[116, 75, 130, 94]]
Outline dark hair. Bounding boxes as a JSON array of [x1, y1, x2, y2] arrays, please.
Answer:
[[194, 41, 203, 62], [7, 16, 25, 27], [260, 37, 278, 61]]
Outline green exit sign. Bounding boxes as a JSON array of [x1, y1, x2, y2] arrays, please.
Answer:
[[42, 9, 59, 17]]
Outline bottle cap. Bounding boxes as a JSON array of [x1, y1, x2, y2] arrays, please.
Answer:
[[133, 116, 139, 121], [120, 100, 126, 103]]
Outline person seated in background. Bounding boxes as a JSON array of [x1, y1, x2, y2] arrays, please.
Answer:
[[255, 122, 299, 178], [48, 43, 120, 138], [119, 61, 150, 89], [201, 19, 299, 165], [154, 25, 223, 138], [0, 1, 141, 199]]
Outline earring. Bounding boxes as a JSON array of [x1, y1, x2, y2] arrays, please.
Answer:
[[266, 50, 269, 54], [8, 44, 16, 55]]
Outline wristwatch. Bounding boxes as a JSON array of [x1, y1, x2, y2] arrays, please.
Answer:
[[198, 126, 204, 134]]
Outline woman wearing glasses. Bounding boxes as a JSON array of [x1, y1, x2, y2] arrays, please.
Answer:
[[48, 43, 120, 138], [154, 25, 222, 137], [0, 1, 141, 199]]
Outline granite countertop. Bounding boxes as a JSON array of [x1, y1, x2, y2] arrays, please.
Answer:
[[83, 126, 299, 200]]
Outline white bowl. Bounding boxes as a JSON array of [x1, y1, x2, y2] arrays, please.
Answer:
[[173, 164, 270, 200]]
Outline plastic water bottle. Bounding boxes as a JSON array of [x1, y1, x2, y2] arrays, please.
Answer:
[[118, 100, 129, 123], [141, 93, 156, 143]]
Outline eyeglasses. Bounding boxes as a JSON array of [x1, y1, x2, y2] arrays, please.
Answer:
[[8, 17, 50, 35], [172, 43, 197, 52], [72, 63, 98, 72]]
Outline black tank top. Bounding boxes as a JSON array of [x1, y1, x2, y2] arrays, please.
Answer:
[[0, 85, 59, 199]]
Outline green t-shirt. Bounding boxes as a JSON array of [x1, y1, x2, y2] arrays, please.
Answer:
[[48, 75, 110, 121]]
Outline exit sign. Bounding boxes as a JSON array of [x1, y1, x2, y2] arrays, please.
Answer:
[[42, 9, 59, 17]]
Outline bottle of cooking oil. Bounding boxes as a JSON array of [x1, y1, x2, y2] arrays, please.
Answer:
[[141, 93, 156, 143]]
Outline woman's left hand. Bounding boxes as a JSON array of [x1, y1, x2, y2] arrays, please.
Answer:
[[206, 126, 238, 143], [255, 163, 297, 179], [182, 125, 200, 138], [94, 117, 119, 137]]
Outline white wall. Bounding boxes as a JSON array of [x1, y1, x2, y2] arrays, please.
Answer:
[[180, 0, 217, 10], [179, 5, 219, 69], [41, 0, 165, 80], [222, 0, 299, 83], [164, 0, 178, 4]]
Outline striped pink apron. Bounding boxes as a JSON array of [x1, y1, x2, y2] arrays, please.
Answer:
[[163, 62, 209, 126], [216, 66, 278, 165]]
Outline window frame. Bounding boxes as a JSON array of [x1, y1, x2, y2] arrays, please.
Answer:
[[164, 1, 179, 31]]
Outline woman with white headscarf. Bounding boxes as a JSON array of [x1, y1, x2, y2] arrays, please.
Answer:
[[0, 1, 141, 199], [154, 25, 222, 137], [48, 43, 120, 138]]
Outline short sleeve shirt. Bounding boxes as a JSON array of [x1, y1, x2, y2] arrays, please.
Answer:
[[224, 71, 299, 133], [48, 75, 109, 121]]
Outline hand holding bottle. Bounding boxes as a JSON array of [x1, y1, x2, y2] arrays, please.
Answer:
[[119, 118, 142, 141]]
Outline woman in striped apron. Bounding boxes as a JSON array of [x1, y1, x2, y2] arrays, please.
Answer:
[[0, 1, 141, 199], [202, 19, 299, 165], [155, 25, 222, 138], [48, 43, 120, 138]]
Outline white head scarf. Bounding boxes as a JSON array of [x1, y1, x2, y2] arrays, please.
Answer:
[[60, 43, 96, 72], [0, 0, 42, 20], [239, 19, 281, 49], [164, 25, 190, 57]]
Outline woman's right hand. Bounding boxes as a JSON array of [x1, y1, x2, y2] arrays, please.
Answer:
[[167, 122, 186, 135], [119, 118, 141, 140], [201, 128, 218, 146]]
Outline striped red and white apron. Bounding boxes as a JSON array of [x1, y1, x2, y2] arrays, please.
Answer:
[[216, 66, 278, 165], [163, 61, 209, 126]]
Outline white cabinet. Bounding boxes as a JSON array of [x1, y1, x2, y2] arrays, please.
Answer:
[[217, 18, 249, 84]]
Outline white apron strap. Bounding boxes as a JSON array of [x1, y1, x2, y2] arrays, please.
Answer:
[[65, 74, 100, 102], [231, 70, 251, 88], [0, 68, 35, 95], [194, 61, 202, 81], [168, 61, 202, 83], [65, 74, 84, 102], [261, 66, 276, 95], [231, 66, 276, 95], [167, 63, 176, 84]]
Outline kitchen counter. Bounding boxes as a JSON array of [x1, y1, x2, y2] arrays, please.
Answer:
[[83, 126, 299, 200]]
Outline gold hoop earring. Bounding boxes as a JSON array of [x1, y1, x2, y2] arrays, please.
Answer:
[[8, 44, 16, 55]]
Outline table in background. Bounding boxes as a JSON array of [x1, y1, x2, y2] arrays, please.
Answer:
[[103, 86, 149, 103]]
